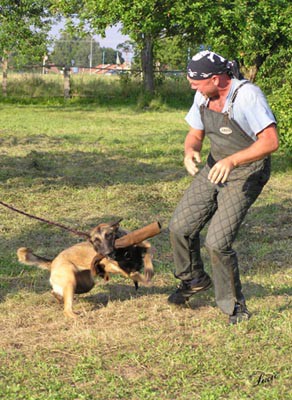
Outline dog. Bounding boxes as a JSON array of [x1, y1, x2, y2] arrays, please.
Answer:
[[17, 220, 154, 318]]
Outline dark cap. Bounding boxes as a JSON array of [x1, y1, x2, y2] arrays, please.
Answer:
[[187, 51, 230, 80]]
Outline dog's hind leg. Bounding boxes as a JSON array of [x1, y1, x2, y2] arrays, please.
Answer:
[[50, 263, 78, 319], [51, 290, 63, 303]]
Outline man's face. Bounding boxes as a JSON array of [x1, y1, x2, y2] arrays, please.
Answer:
[[187, 75, 218, 98]]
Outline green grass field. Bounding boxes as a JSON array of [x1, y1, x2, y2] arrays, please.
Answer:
[[0, 102, 291, 400]]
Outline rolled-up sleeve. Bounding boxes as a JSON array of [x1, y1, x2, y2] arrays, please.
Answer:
[[185, 93, 206, 130]]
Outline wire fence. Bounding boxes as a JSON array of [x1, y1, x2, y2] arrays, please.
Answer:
[[3, 63, 184, 76], [0, 65, 186, 99]]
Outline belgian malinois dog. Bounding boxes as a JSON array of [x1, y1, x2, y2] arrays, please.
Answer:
[[17, 220, 154, 318]]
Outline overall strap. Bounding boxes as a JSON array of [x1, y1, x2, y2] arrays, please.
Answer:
[[227, 80, 251, 116]]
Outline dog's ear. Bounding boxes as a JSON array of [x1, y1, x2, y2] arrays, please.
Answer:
[[109, 218, 123, 231]]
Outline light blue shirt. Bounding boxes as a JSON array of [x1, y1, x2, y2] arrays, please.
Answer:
[[185, 79, 276, 141]]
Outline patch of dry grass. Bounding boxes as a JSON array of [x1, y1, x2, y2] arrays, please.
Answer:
[[0, 103, 291, 399]]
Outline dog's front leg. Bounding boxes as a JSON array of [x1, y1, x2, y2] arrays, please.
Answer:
[[101, 258, 130, 279], [63, 284, 77, 319], [138, 241, 154, 281], [129, 271, 151, 285]]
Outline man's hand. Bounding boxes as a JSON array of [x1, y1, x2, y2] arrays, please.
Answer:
[[208, 158, 235, 184], [184, 151, 201, 176]]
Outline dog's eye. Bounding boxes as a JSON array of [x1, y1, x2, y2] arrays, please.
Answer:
[[93, 237, 101, 244]]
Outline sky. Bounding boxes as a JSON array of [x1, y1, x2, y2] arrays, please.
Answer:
[[94, 25, 130, 49]]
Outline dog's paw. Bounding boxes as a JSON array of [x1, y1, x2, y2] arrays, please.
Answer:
[[64, 310, 79, 319], [130, 271, 153, 286], [17, 247, 31, 262]]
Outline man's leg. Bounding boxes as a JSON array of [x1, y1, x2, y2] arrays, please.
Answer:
[[205, 176, 266, 319], [168, 166, 217, 303]]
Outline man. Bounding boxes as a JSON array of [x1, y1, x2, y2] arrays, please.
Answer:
[[168, 51, 279, 324]]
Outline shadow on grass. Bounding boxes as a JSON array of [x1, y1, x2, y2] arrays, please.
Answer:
[[1, 265, 290, 318], [0, 270, 175, 308], [81, 279, 292, 316], [85, 282, 175, 308], [0, 146, 184, 188], [1, 135, 290, 190]]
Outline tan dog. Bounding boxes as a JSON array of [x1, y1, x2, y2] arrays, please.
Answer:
[[17, 221, 153, 318]]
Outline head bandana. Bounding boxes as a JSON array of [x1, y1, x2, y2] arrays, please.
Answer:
[[187, 51, 232, 80]]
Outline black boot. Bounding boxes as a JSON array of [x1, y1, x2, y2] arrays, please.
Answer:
[[229, 302, 251, 325], [168, 273, 212, 305]]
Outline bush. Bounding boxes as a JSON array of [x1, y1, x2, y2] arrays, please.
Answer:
[[267, 81, 292, 151]]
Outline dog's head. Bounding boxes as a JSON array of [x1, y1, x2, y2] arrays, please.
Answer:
[[89, 219, 122, 256]]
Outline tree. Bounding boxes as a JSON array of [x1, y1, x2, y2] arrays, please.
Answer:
[[154, 37, 198, 71], [0, 0, 54, 96], [174, 0, 292, 82], [51, 0, 291, 92], [52, 0, 190, 93]]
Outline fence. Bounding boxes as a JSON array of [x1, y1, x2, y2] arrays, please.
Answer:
[[0, 64, 185, 99]]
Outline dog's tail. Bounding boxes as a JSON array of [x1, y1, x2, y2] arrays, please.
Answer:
[[17, 247, 52, 270]]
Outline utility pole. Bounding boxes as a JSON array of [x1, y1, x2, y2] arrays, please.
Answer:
[[42, 54, 48, 74], [89, 37, 93, 74]]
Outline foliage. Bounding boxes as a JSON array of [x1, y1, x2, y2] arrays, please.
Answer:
[[267, 82, 292, 151], [154, 36, 192, 71], [52, 0, 183, 43], [177, 0, 292, 81], [0, 0, 54, 65]]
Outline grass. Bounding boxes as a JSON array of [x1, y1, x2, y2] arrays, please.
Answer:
[[0, 101, 291, 400], [0, 73, 193, 109]]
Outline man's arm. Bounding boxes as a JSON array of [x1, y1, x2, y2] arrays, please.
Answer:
[[184, 128, 205, 176], [208, 124, 279, 184]]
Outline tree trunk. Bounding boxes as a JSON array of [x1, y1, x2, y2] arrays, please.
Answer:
[[2, 57, 8, 97], [241, 54, 266, 82], [141, 35, 154, 93], [242, 65, 258, 82]]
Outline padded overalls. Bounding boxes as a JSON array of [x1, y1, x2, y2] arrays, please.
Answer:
[[169, 82, 271, 315]]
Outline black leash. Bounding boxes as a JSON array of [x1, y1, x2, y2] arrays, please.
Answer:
[[0, 200, 90, 239]]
